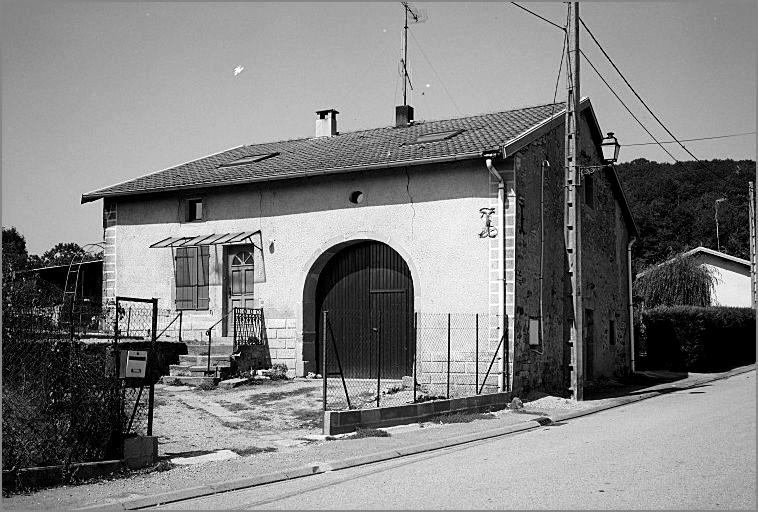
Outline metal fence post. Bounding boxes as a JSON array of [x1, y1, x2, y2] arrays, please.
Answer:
[[376, 311, 382, 408], [178, 310, 183, 342], [148, 298, 157, 437], [447, 313, 451, 399], [475, 313, 479, 395], [413, 312, 418, 403], [322, 310, 328, 416], [126, 307, 132, 337]]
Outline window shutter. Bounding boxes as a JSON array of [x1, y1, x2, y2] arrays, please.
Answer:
[[197, 246, 210, 310], [175, 248, 195, 310]]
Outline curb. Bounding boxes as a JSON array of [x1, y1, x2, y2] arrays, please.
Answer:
[[77, 365, 754, 510]]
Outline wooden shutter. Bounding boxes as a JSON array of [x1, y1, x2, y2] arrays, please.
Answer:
[[197, 246, 210, 310], [175, 247, 196, 310], [175, 246, 210, 310]]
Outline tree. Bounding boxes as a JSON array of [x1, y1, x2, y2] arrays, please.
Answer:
[[41, 242, 100, 267], [634, 256, 716, 308], [2, 226, 29, 278]]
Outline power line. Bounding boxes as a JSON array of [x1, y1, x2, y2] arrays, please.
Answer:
[[579, 49, 679, 162], [579, 17, 702, 164], [623, 131, 756, 147], [579, 17, 732, 186], [510, 2, 565, 32], [409, 30, 463, 116]]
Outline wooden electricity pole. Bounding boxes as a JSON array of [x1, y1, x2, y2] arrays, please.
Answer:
[[565, 2, 584, 400], [749, 181, 756, 309]]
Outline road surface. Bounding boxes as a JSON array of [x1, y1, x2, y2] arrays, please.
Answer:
[[157, 371, 756, 509]]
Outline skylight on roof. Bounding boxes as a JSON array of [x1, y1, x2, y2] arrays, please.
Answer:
[[219, 152, 279, 167], [410, 129, 463, 144]]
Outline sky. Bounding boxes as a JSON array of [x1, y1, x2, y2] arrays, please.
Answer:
[[2, 1, 756, 255]]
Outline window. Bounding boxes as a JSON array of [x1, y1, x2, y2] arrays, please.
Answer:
[[175, 246, 210, 310], [187, 198, 203, 222], [584, 174, 594, 208], [218, 152, 279, 167], [407, 129, 463, 145]]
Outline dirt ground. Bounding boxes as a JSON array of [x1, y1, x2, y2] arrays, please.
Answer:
[[152, 378, 326, 458]]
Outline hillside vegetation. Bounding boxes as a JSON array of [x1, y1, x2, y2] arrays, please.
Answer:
[[615, 158, 755, 273]]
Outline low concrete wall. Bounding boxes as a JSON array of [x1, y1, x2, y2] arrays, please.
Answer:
[[323, 392, 511, 435]]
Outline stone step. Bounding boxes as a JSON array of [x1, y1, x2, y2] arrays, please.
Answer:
[[179, 354, 231, 365], [184, 343, 236, 356], [162, 375, 218, 387]]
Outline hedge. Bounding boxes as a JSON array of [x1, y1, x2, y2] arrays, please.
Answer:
[[641, 306, 755, 372]]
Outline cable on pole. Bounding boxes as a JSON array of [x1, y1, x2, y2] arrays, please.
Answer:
[[623, 131, 757, 147], [580, 49, 679, 162], [510, 2, 566, 31]]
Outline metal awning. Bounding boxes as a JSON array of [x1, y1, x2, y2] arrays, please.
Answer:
[[149, 230, 262, 249]]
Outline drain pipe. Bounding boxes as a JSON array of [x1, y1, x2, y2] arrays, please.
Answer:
[[627, 237, 637, 373], [483, 149, 507, 392], [539, 159, 549, 349]]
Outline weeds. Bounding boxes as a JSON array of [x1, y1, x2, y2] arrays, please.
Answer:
[[348, 427, 390, 439], [234, 446, 277, 457]]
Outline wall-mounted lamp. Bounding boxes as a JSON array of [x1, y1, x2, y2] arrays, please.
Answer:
[[600, 132, 621, 164], [268, 239, 276, 253]]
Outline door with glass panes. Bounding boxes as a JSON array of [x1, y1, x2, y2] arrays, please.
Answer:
[[227, 245, 256, 332]]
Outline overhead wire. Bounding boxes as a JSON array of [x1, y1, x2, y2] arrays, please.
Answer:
[[510, 2, 565, 32], [579, 17, 705, 164], [409, 30, 463, 116], [623, 131, 756, 147], [580, 49, 679, 162], [579, 20, 730, 185]]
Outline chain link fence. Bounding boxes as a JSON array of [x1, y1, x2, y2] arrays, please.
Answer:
[[323, 311, 507, 411], [2, 298, 162, 472]]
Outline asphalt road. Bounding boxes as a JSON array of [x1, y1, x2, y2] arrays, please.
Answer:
[[158, 371, 756, 510]]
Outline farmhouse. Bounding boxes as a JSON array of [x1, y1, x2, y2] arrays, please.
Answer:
[[81, 99, 638, 396]]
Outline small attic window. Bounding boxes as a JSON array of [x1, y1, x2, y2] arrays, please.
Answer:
[[409, 129, 463, 145], [219, 152, 279, 167]]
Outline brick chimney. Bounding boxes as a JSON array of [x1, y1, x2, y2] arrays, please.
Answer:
[[395, 105, 414, 127], [315, 109, 339, 137]]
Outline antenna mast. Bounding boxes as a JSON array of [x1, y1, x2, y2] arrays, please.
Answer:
[[400, 2, 425, 107]]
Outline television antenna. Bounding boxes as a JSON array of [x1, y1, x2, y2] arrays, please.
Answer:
[[400, 2, 427, 107]]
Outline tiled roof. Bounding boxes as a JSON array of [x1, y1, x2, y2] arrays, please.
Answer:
[[82, 101, 567, 203]]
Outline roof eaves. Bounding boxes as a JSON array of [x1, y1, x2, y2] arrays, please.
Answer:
[[80, 144, 247, 204], [80, 151, 484, 203]]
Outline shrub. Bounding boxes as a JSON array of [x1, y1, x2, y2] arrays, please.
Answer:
[[269, 363, 289, 380], [634, 255, 716, 308], [642, 306, 755, 371]]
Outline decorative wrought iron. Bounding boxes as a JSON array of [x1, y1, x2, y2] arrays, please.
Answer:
[[479, 207, 497, 238], [233, 307, 266, 351]]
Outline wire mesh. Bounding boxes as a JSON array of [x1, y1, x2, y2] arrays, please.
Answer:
[[2, 311, 122, 470], [323, 311, 506, 411]]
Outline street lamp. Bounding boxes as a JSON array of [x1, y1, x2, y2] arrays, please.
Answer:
[[715, 197, 727, 252], [600, 132, 621, 164]]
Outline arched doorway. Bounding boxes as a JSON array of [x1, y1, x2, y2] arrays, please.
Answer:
[[315, 241, 414, 379]]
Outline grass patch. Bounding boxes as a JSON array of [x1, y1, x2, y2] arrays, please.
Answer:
[[234, 446, 277, 456], [348, 427, 390, 439], [431, 411, 496, 424], [218, 400, 248, 413], [291, 407, 322, 429], [246, 386, 316, 405]]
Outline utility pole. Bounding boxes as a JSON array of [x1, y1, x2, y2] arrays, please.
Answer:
[[565, 2, 583, 400], [749, 181, 756, 309]]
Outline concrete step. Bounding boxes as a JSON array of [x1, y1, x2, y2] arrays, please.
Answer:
[[162, 375, 218, 387]]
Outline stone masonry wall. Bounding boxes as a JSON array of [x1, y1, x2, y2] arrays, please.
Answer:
[[513, 125, 570, 396], [512, 112, 633, 396]]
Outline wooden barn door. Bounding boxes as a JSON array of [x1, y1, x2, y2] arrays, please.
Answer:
[[316, 241, 414, 379]]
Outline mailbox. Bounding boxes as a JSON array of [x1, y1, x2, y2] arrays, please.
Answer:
[[119, 350, 148, 379]]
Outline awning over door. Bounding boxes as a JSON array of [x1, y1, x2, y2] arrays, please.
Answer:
[[149, 230, 262, 249]]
